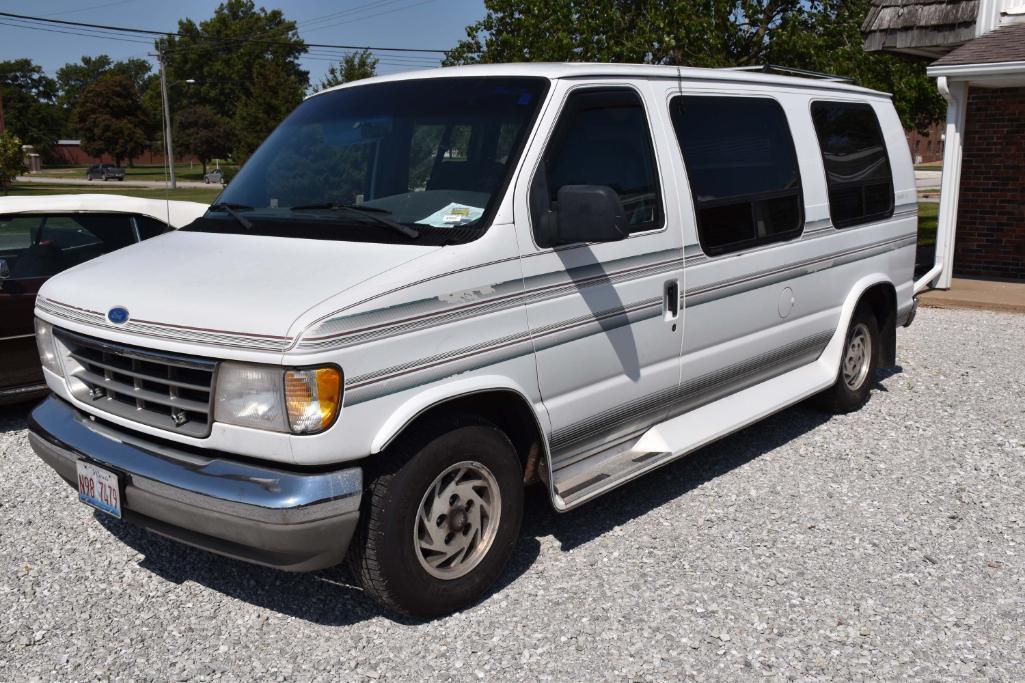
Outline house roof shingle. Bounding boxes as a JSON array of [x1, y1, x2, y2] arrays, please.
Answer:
[[862, 0, 980, 53], [932, 22, 1025, 65]]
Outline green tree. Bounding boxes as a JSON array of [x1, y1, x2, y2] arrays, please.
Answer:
[[57, 54, 159, 139], [175, 104, 233, 174], [443, 0, 802, 67], [158, 0, 308, 159], [0, 131, 26, 194], [73, 74, 147, 166], [445, 0, 943, 129], [319, 49, 379, 90], [0, 59, 63, 154], [768, 0, 944, 131]]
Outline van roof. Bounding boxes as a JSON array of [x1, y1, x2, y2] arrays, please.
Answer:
[[313, 62, 891, 99]]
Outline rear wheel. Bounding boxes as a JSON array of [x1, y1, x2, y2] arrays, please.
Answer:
[[348, 416, 523, 618], [816, 305, 879, 414]]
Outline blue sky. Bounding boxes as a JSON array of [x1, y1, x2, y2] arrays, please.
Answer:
[[0, 0, 486, 83]]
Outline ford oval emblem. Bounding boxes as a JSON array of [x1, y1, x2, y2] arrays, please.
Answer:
[[107, 306, 130, 325]]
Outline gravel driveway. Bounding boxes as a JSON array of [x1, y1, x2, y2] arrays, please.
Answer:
[[1, 307, 1023, 681]]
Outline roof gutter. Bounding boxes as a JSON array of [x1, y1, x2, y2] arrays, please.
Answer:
[[927, 60, 1025, 79]]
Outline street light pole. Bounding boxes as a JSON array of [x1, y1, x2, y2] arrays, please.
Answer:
[[157, 49, 176, 189]]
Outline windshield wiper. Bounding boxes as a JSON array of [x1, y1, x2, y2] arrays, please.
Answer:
[[289, 203, 419, 239], [208, 202, 254, 230]]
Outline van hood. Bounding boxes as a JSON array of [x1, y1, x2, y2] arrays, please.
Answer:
[[37, 230, 436, 351]]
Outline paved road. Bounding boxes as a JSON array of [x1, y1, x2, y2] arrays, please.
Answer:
[[15, 175, 216, 190], [1, 307, 1023, 680]]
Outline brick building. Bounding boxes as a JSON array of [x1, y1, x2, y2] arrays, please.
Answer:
[[863, 0, 1025, 285], [50, 140, 197, 166], [906, 120, 945, 164]]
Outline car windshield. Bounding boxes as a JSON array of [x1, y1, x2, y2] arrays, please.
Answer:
[[192, 76, 548, 245]]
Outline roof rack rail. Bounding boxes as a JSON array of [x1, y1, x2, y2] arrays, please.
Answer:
[[723, 64, 856, 84]]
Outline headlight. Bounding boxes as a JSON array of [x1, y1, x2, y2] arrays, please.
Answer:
[[214, 363, 342, 435], [34, 319, 62, 376], [214, 362, 288, 432], [284, 367, 342, 434]]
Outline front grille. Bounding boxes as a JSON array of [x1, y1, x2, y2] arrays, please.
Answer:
[[55, 328, 217, 438]]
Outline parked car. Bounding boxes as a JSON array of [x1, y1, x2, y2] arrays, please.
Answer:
[[85, 164, 125, 181], [0, 194, 207, 404], [203, 169, 224, 185], [28, 64, 916, 618]]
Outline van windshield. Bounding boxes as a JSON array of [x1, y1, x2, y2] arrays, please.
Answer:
[[192, 77, 548, 245]]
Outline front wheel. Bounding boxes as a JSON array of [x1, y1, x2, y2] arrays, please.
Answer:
[[816, 305, 879, 414], [348, 417, 523, 618]]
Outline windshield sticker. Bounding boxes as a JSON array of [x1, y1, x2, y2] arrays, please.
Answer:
[[417, 202, 485, 228]]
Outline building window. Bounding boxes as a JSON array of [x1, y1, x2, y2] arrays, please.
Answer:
[[811, 101, 894, 228], [670, 95, 803, 256]]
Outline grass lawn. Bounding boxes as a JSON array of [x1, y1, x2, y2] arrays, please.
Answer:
[[918, 202, 938, 246], [30, 163, 235, 183], [914, 161, 943, 171], [2, 182, 219, 203]]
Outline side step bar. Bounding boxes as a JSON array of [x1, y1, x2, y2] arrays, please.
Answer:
[[550, 356, 837, 511]]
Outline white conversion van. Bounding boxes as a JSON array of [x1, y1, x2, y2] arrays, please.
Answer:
[[29, 64, 917, 618]]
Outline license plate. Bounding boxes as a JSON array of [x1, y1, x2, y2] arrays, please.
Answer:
[[76, 460, 122, 519]]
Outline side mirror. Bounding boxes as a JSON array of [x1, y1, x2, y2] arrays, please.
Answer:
[[0, 258, 9, 280], [550, 185, 629, 246]]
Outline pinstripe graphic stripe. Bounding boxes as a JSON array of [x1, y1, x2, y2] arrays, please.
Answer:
[[550, 329, 834, 462], [343, 297, 664, 406], [684, 233, 915, 308], [308, 225, 916, 350], [36, 297, 293, 351], [299, 249, 682, 349]]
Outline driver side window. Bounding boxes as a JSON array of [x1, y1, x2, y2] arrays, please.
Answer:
[[531, 88, 663, 242]]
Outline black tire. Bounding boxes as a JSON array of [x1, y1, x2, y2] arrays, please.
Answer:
[[348, 415, 523, 619], [816, 304, 880, 414]]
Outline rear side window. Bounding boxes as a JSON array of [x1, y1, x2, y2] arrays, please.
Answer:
[[535, 88, 663, 235], [671, 96, 803, 256], [811, 101, 894, 228], [0, 213, 135, 279], [135, 215, 170, 239]]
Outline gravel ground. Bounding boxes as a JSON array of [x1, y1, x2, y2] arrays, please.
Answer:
[[1, 306, 1024, 681]]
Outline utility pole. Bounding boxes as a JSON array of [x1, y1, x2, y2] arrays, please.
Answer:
[[156, 49, 176, 189]]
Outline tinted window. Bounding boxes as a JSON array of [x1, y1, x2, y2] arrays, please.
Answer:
[[811, 101, 894, 228], [671, 96, 803, 256], [535, 89, 662, 236], [0, 213, 135, 279], [135, 215, 170, 239]]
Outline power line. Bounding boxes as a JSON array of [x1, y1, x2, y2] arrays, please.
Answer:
[[0, 10, 457, 53], [301, 0, 438, 35], [44, 0, 138, 18], [0, 19, 154, 45], [297, 0, 413, 31]]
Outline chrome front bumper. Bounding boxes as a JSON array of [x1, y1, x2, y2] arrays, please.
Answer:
[[29, 396, 362, 571]]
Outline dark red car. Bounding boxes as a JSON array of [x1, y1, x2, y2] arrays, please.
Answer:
[[0, 195, 207, 404]]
